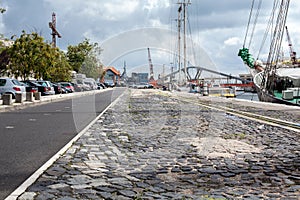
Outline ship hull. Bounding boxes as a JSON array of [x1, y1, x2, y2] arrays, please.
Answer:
[[254, 72, 299, 106]]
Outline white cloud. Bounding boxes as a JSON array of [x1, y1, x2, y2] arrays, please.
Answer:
[[2, 0, 300, 76], [143, 0, 170, 10], [102, 0, 139, 20], [224, 37, 241, 46]]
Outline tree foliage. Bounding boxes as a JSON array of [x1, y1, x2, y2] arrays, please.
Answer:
[[67, 38, 93, 72], [0, 34, 9, 75], [0, 48, 9, 75], [5, 31, 71, 81], [67, 38, 103, 80], [0, 31, 103, 82], [49, 51, 72, 82]]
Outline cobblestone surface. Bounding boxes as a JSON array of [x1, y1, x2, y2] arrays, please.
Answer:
[[18, 89, 300, 199]]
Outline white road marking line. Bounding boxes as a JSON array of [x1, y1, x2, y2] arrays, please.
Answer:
[[5, 90, 126, 200]]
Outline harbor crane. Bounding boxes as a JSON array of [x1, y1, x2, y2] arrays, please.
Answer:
[[285, 26, 297, 64], [147, 47, 154, 81], [49, 12, 61, 48], [147, 47, 158, 87]]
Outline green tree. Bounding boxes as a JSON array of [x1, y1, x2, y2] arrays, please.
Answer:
[[67, 38, 93, 72], [7, 31, 71, 81], [7, 31, 40, 80], [49, 50, 72, 82], [0, 48, 9, 75], [67, 38, 103, 79], [0, 34, 9, 75]]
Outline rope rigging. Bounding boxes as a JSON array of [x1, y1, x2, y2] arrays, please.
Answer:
[[243, 0, 255, 48], [248, 0, 262, 49], [238, 0, 262, 69], [256, 0, 280, 60], [261, 0, 291, 91]]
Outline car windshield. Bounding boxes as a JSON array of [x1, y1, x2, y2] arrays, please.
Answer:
[[61, 83, 70, 86], [38, 82, 48, 87], [31, 82, 42, 86], [20, 82, 29, 86]]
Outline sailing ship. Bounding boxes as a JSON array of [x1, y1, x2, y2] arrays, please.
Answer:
[[238, 0, 300, 106]]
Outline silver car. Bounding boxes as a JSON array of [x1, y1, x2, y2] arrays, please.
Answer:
[[0, 77, 26, 98]]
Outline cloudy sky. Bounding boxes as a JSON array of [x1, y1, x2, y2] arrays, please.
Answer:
[[1, 0, 300, 77]]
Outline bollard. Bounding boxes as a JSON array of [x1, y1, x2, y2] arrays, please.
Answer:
[[15, 93, 23, 103], [34, 92, 41, 100], [2, 94, 12, 105], [26, 92, 34, 102]]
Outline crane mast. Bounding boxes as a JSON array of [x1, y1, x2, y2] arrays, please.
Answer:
[[49, 12, 61, 48], [147, 47, 154, 81], [285, 26, 297, 64]]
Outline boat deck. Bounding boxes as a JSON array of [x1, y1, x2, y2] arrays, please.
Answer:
[[274, 90, 300, 104]]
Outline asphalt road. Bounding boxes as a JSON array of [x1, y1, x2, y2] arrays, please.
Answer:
[[0, 88, 125, 199]]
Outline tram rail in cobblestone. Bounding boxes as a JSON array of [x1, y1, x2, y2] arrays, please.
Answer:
[[174, 96, 300, 133]]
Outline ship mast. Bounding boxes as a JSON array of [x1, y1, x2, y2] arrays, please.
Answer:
[[177, 4, 181, 84], [261, 0, 290, 92], [177, 0, 190, 85]]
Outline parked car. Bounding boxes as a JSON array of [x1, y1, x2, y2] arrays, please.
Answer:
[[0, 77, 26, 98], [84, 78, 98, 90], [20, 82, 38, 93], [132, 83, 154, 89], [57, 83, 69, 93], [104, 81, 115, 88], [58, 82, 74, 93], [36, 80, 55, 95], [97, 82, 106, 90], [70, 82, 82, 92], [76, 80, 91, 91], [147, 83, 154, 89], [51, 82, 63, 94], [84, 81, 96, 90], [22, 80, 49, 96], [81, 83, 92, 91]]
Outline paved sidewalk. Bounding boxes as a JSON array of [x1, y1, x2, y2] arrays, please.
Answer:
[[12, 89, 300, 199]]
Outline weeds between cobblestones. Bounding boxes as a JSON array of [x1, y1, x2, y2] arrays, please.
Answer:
[[19, 89, 300, 200]]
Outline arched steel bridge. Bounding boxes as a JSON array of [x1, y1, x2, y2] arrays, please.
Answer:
[[160, 66, 252, 83]]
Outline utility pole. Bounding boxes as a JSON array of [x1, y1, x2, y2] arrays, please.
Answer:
[[49, 12, 61, 48]]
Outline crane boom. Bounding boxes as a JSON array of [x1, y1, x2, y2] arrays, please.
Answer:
[[285, 26, 296, 64], [147, 47, 154, 81]]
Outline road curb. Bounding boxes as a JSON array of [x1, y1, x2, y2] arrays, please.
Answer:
[[0, 89, 113, 113]]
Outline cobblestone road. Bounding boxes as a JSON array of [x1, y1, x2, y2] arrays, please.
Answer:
[[18, 89, 300, 200]]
